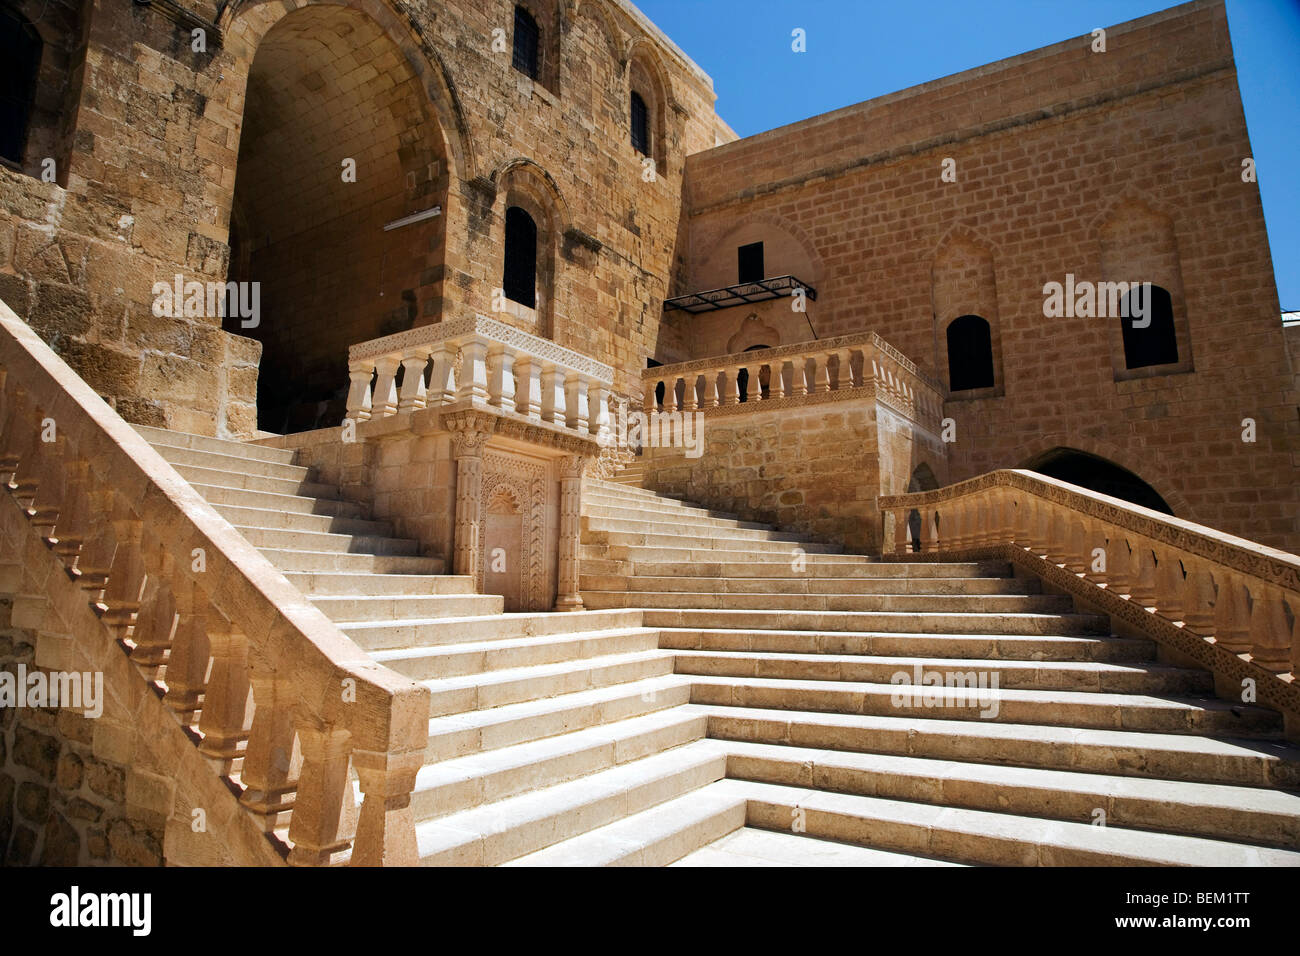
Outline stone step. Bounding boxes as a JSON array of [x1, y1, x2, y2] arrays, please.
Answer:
[[580, 573, 1040, 595], [672, 826, 965, 867], [582, 515, 813, 544], [686, 675, 1283, 735], [641, 607, 1109, 636], [581, 555, 1010, 578], [341, 608, 645, 652], [255, 548, 442, 574], [314, 593, 504, 624], [233, 524, 422, 556], [414, 740, 729, 865], [657, 627, 1154, 662], [722, 740, 1300, 849], [584, 528, 844, 554], [188, 482, 368, 520], [425, 675, 693, 762], [149, 441, 312, 483], [419, 649, 676, 717], [698, 705, 1300, 789], [283, 572, 472, 596], [212, 502, 395, 538], [583, 499, 775, 531], [169, 462, 336, 498], [671, 650, 1210, 695], [581, 590, 1072, 614], [370, 627, 661, 681], [726, 779, 1300, 865], [505, 783, 748, 866], [584, 489, 752, 521], [135, 424, 298, 466], [580, 544, 865, 563], [409, 709, 708, 821]]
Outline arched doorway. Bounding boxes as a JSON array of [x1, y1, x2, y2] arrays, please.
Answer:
[[224, 4, 450, 434], [905, 462, 939, 551], [1021, 447, 1173, 514]]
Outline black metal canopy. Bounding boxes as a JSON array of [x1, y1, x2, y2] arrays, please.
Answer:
[[662, 275, 818, 314]]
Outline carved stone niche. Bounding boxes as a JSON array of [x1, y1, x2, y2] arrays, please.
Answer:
[[479, 452, 552, 611]]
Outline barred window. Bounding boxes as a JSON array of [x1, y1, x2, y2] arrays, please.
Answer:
[[512, 6, 540, 80], [630, 91, 649, 155]]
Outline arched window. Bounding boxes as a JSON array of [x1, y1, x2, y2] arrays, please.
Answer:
[[630, 91, 649, 156], [0, 8, 42, 167], [512, 6, 540, 80], [503, 206, 537, 308], [946, 314, 995, 392], [1120, 284, 1178, 370]]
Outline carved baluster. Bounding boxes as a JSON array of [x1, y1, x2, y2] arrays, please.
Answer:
[[50, 455, 91, 568], [724, 369, 740, 405], [542, 366, 566, 424], [748, 363, 765, 402], [1153, 550, 1184, 622], [947, 500, 965, 550], [351, 746, 422, 867], [769, 361, 787, 400], [345, 363, 374, 422], [486, 345, 516, 412], [564, 373, 590, 432], [287, 723, 355, 866], [921, 508, 939, 553], [589, 383, 611, 442], [129, 535, 178, 681], [1062, 520, 1089, 574], [1129, 542, 1159, 607], [197, 615, 252, 773], [396, 351, 428, 413], [241, 648, 299, 831], [1105, 535, 1133, 596], [370, 356, 400, 418], [100, 503, 145, 641], [1180, 559, 1216, 635], [680, 375, 698, 412], [642, 379, 659, 414], [0, 384, 32, 484], [164, 578, 211, 725], [1211, 571, 1251, 654], [27, 429, 69, 538], [790, 359, 809, 399], [457, 340, 489, 405], [894, 508, 910, 556], [515, 357, 542, 420], [6, 394, 45, 508], [1247, 584, 1292, 673], [701, 372, 719, 409], [1027, 499, 1052, 558], [427, 344, 457, 406]]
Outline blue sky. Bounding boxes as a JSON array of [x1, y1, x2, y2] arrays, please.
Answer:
[[635, 0, 1299, 311]]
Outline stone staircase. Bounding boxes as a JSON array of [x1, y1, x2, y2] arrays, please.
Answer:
[[137, 427, 1300, 866]]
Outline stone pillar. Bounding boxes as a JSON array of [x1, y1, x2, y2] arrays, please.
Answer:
[[555, 455, 587, 611], [451, 425, 490, 581]]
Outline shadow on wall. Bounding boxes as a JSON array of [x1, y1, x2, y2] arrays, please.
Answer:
[[1021, 447, 1173, 515]]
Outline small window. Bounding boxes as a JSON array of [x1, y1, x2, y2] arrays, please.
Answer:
[[512, 6, 540, 80], [946, 314, 995, 391], [1120, 284, 1178, 369], [737, 242, 764, 284], [503, 206, 537, 308], [0, 9, 42, 166], [630, 91, 649, 155]]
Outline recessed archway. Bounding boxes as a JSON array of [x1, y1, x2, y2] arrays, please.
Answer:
[[223, 2, 450, 433], [1021, 447, 1174, 515]]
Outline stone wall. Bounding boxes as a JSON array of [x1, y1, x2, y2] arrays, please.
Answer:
[[678, 0, 1300, 552]]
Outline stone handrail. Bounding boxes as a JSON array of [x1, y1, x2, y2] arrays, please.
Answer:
[[0, 299, 429, 865], [347, 313, 615, 441], [880, 469, 1299, 705], [642, 330, 944, 428]]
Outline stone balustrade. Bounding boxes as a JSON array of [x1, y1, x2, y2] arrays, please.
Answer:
[[880, 469, 1300, 711], [347, 313, 615, 441], [0, 300, 429, 866], [641, 330, 944, 429]]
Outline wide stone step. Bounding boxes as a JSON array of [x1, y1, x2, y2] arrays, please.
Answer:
[[212, 502, 395, 538], [233, 525, 422, 556], [583, 498, 775, 531], [641, 607, 1109, 636], [584, 529, 843, 554], [726, 779, 1300, 865], [581, 590, 1071, 614], [722, 740, 1300, 849], [170, 462, 336, 497], [581, 544, 863, 563], [581, 555, 1010, 578], [580, 574, 1040, 595], [505, 783, 748, 866], [672, 650, 1211, 695], [255, 548, 442, 574], [414, 740, 728, 865], [425, 675, 693, 762], [672, 826, 965, 867], [408, 709, 708, 822], [584, 489, 748, 520], [284, 572, 473, 597], [149, 442, 312, 482], [698, 705, 1300, 789], [341, 608, 645, 652], [582, 515, 813, 545], [188, 482, 369, 519], [657, 628, 1154, 662], [314, 593, 503, 624], [135, 424, 298, 466], [370, 627, 660, 681], [419, 649, 676, 717], [686, 675, 1283, 735]]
